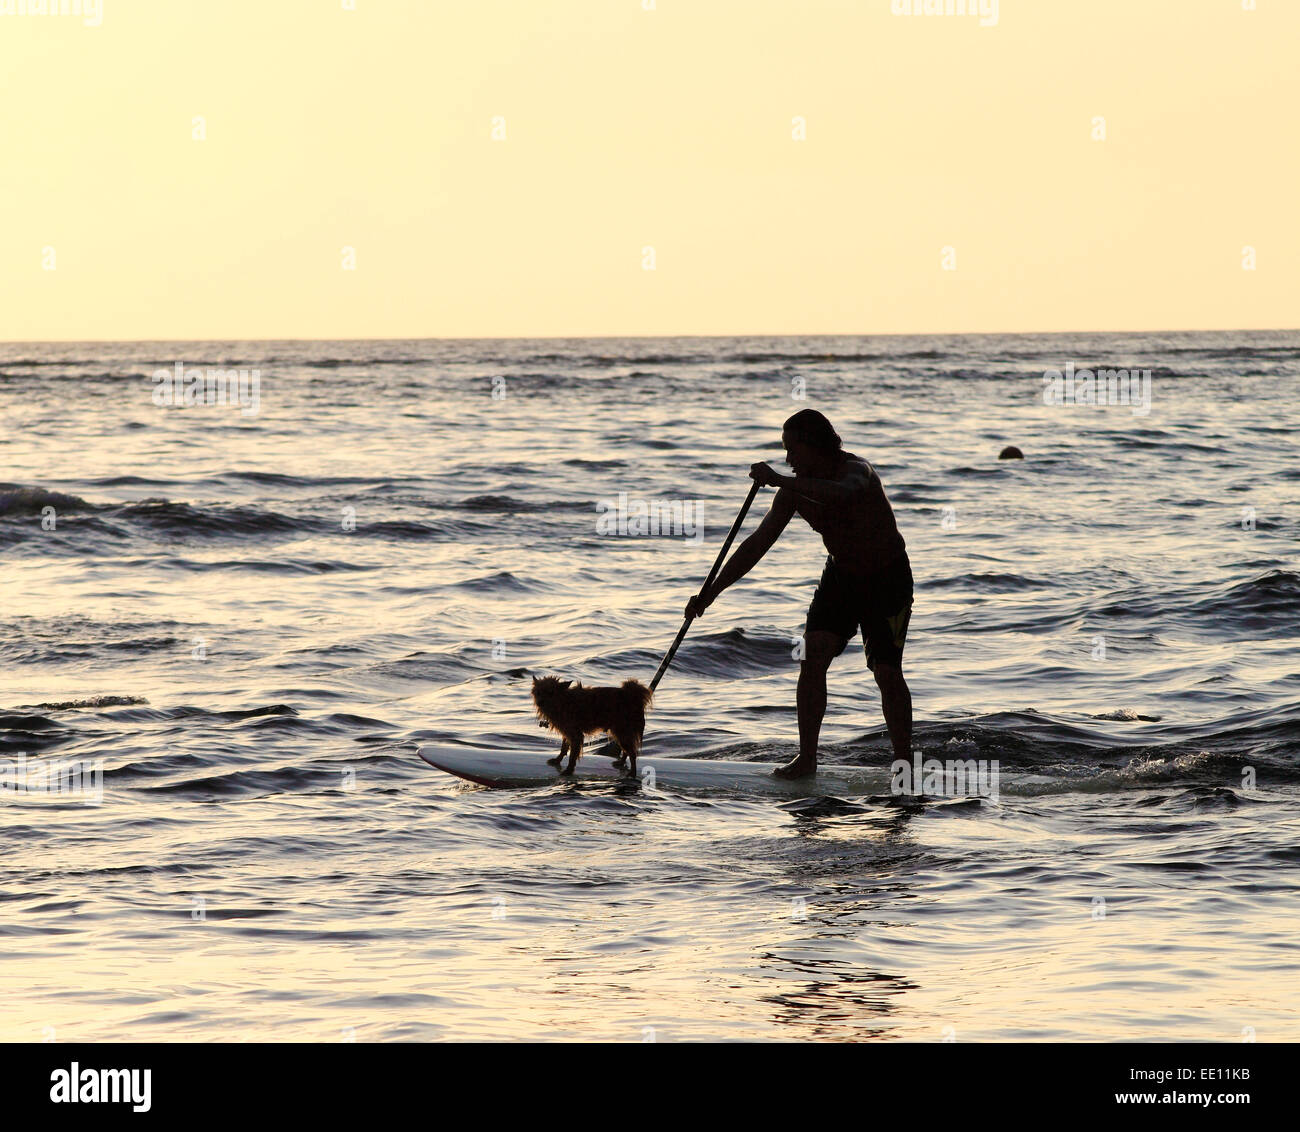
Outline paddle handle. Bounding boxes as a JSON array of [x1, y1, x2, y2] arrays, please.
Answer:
[[648, 478, 762, 693]]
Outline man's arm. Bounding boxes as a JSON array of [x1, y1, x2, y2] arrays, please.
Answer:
[[751, 460, 871, 508], [685, 489, 794, 618]]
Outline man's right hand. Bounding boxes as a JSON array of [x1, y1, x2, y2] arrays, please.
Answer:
[[685, 587, 716, 620]]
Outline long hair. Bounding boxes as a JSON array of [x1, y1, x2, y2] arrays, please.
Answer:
[[783, 409, 842, 453]]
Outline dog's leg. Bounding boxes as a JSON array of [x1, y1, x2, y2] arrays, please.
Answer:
[[547, 738, 568, 769], [613, 730, 640, 778], [609, 732, 627, 770], [629, 726, 644, 779], [561, 733, 582, 775]]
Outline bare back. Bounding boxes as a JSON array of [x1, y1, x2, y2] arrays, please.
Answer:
[[786, 451, 906, 572]]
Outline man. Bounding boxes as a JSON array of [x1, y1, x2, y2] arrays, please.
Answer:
[[685, 409, 913, 779]]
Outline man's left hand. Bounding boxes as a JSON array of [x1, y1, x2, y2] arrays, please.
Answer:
[[749, 462, 783, 488]]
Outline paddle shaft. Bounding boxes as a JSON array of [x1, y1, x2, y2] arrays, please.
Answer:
[[648, 478, 762, 692]]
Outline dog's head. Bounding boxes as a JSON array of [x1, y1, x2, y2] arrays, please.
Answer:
[[531, 675, 574, 722]]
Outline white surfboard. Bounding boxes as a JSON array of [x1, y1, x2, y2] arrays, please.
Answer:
[[418, 745, 895, 796]]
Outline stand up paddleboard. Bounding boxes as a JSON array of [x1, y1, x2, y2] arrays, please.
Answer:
[[418, 745, 895, 796], [422, 485, 913, 798]]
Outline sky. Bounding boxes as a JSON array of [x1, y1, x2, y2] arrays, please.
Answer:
[[1, 0, 1296, 340]]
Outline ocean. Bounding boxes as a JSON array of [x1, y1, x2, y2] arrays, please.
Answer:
[[2, 331, 1298, 1041]]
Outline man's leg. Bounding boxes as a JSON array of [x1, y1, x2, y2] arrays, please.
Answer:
[[775, 629, 844, 778], [872, 662, 912, 762]]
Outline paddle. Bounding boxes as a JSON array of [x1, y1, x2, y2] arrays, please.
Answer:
[[592, 479, 762, 757], [647, 478, 762, 693]]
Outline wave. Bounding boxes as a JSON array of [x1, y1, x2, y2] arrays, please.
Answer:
[[209, 470, 397, 488], [1073, 570, 1300, 629], [16, 695, 150, 711], [456, 494, 592, 513], [452, 570, 542, 593], [669, 627, 800, 679], [1090, 708, 1161, 722], [562, 458, 627, 470], [146, 556, 376, 575], [0, 490, 313, 537], [1144, 343, 1300, 360], [81, 475, 176, 488], [925, 572, 1047, 593], [0, 485, 95, 516], [1196, 570, 1300, 620], [0, 487, 517, 548], [945, 708, 1298, 778], [751, 706, 1300, 788], [110, 499, 305, 537]]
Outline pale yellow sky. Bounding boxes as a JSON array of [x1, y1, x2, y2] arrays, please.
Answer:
[[2, 0, 1295, 340]]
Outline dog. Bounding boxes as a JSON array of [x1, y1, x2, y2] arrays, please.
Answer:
[[531, 675, 653, 777]]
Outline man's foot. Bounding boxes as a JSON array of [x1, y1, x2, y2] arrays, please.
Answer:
[[773, 755, 817, 779]]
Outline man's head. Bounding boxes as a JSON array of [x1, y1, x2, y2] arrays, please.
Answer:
[[782, 409, 842, 478]]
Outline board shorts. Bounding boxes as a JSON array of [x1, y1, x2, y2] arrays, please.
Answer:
[[804, 552, 914, 671]]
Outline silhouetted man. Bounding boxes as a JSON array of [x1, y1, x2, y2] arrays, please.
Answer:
[[686, 409, 914, 778]]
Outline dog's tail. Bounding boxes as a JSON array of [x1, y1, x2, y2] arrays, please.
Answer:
[[618, 680, 653, 759], [620, 678, 654, 714], [621, 681, 655, 727]]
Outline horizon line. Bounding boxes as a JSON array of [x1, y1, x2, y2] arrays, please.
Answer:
[[3, 325, 1297, 346]]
